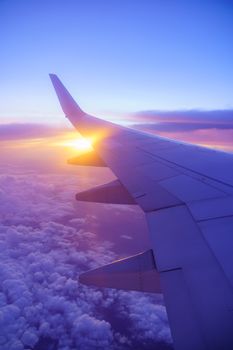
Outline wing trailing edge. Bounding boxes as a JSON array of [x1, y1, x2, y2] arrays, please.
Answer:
[[79, 249, 161, 293]]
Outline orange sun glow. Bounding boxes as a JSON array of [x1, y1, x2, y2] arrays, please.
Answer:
[[62, 137, 93, 152]]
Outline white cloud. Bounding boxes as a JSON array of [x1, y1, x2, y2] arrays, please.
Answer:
[[0, 169, 172, 349]]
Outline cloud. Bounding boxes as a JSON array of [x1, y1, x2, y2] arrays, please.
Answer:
[[129, 109, 233, 127], [0, 123, 63, 141], [127, 109, 233, 152], [0, 169, 172, 350]]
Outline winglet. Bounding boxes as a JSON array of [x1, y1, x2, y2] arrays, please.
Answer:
[[49, 74, 86, 119]]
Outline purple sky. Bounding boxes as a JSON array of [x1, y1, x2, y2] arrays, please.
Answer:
[[0, 0, 233, 124]]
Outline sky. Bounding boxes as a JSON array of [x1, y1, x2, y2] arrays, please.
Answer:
[[0, 0, 233, 124]]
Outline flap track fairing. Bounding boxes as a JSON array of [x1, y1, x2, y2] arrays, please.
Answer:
[[76, 179, 136, 204], [79, 249, 161, 293]]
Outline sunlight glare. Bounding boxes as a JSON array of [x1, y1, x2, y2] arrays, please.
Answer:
[[63, 137, 93, 152]]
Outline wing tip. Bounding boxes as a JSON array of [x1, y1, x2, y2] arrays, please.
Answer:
[[49, 73, 86, 119], [49, 73, 59, 82]]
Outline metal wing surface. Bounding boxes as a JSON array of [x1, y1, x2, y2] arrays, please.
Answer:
[[50, 74, 233, 350]]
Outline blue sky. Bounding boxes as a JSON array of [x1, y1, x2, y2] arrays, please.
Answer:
[[0, 0, 233, 124]]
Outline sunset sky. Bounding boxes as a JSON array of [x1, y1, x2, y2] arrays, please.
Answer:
[[1, 0, 233, 153]]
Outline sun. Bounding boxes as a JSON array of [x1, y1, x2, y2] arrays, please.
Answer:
[[63, 137, 93, 152]]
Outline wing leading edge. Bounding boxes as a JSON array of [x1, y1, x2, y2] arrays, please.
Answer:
[[50, 74, 233, 350]]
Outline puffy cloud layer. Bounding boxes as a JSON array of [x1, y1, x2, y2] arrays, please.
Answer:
[[0, 170, 172, 350]]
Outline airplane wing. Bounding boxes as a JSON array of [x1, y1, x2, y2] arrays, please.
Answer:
[[49, 74, 233, 350]]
